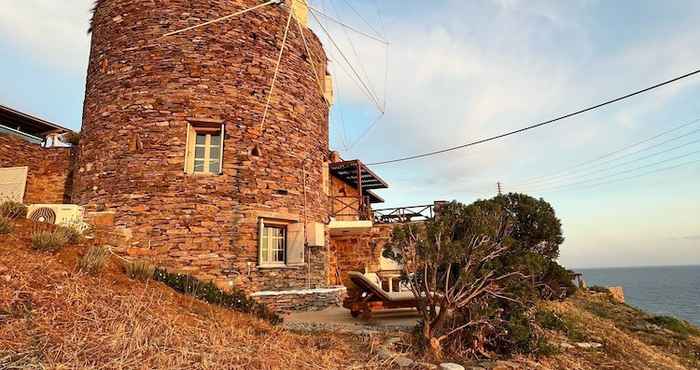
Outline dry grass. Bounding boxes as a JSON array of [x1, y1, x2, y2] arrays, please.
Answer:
[[537, 292, 699, 370], [124, 259, 155, 281], [0, 220, 384, 370], [0, 216, 12, 234], [78, 245, 109, 275], [0, 200, 27, 219], [30, 230, 67, 252]]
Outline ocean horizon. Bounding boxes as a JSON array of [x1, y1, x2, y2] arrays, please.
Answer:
[[578, 264, 700, 326]]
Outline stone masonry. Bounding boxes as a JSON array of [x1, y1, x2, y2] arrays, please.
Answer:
[[0, 134, 74, 204], [77, 0, 332, 294]]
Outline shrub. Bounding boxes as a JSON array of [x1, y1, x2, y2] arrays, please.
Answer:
[[57, 225, 83, 244], [124, 260, 155, 281], [0, 216, 12, 234], [536, 310, 567, 332], [646, 316, 700, 337], [78, 245, 109, 275], [31, 230, 67, 252], [0, 201, 27, 219], [154, 268, 282, 325]]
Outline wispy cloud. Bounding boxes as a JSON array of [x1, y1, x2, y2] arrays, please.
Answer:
[[0, 0, 92, 73]]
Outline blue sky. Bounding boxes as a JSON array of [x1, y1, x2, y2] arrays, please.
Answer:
[[1, 0, 699, 268]]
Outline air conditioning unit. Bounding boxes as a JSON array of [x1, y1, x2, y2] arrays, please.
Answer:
[[27, 204, 85, 226]]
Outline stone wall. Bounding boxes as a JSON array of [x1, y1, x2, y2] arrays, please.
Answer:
[[0, 133, 74, 204], [251, 286, 346, 313], [77, 0, 331, 293], [328, 225, 394, 286]]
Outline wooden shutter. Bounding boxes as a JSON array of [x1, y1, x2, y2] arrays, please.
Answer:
[[258, 218, 265, 265], [287, 222, 305, 266], [218, 124, 224, 174], [184, 123, 193, 174]]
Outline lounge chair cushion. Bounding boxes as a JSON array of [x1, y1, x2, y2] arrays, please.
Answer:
[[348, 271, 417, 303]]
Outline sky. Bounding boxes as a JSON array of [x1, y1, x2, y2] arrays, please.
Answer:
[[1, 0, 699, 268]]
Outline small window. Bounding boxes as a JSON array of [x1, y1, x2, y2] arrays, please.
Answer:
[[185, 122, 224, 175], [260, 224, 287, 266], [258, 219, 305, 267]]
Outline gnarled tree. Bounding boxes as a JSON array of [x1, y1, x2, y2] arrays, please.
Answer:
[[387, 202, 527, 359]]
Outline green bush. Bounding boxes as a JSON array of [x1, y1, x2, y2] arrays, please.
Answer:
[[0, 201, 27, 219], [31, 230, 67, 252], [0, 216, 12, 234], [536, 310, 567, 331], [646, 316, 700, 337], [154, 268, 282, 325], [124, 260, 155, 281], [78, 245, 109, 275]]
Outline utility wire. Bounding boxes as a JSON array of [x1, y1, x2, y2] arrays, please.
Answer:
[[513, 123, 700, 188], [522, 149, 700, 193], [308, 5, 389, 44], [531, 158, 700, 195], [309, 8, 385, 112], [163, 0, 279, 37], [339, 0, 385, 38], [367, 68, 700, 166], [524, 137, 700, 192], [511, 116, 700, 187]]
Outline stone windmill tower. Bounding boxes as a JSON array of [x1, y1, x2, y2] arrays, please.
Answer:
[[77, 0, 334, 291]]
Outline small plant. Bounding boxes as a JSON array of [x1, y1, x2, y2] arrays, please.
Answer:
[[536, 310, 568, 331], [124, 260, 155, 281], [78, 245, 109, 275], [0, 201, 27, 219], [56, 225, 83, 244], [0, 216, 12, 234], [31, 230, 68, 252], [154, 268, 282, 325], [646, 316, 700, 337]]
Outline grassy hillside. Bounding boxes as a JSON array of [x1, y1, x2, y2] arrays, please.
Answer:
[[1, 218, 698, 369], [0, 220, 383, 369]]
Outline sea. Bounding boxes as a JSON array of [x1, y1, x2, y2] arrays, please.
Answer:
[[578, 265, 700, 326]]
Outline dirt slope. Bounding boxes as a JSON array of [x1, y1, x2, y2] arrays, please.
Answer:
[[0, 220, 384, 370]]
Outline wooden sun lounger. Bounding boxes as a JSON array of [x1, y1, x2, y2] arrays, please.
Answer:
[[343, 271, 417, 319]]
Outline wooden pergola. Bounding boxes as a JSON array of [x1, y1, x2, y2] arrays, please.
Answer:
[[329, 160, 388, 220]]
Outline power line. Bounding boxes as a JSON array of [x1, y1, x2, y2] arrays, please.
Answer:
[[522, 149, 700, 193], [512, 123, 700, 188], [309, 9, 385, 112], [511, 116, 700, 187], [530, 158, 700, 195], [524, 136, 700, 191], [339, 0, 384, 39], [367, 68, 700, 166]]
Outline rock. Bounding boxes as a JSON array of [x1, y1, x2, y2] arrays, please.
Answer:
[[608, 286, 625, 303], [440, 363, 465, 370], [575, 342, 603, 349], [558, 342, 575, 349], [395, 356, 415, 367]]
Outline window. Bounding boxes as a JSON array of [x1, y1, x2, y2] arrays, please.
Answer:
[[260, 224, 287, 266], [258, 219, 305, 267], [185, 121, 224, 175]]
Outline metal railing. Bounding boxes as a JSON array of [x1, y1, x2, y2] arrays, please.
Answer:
[[373, 204, 437, 224]]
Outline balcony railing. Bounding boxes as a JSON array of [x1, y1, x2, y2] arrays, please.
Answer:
[[373, 203, 444, 224]]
